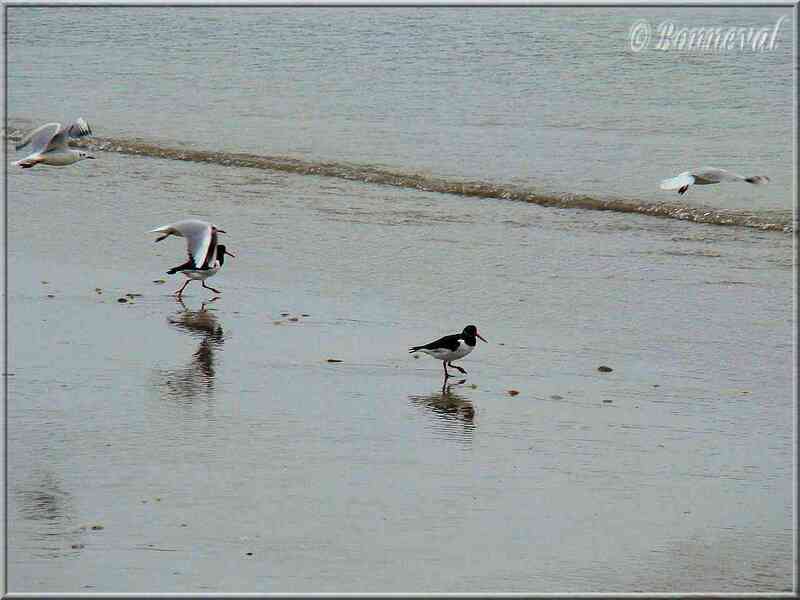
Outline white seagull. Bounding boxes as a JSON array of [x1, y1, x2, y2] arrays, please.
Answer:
[[660, 167, 770, 195], [150, 219, 235, 299], [409, 325, 487, 379], [13, 118, 95, 168]]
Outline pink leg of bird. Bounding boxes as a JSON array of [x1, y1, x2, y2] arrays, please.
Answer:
[[448, 361, 467, 375], [174, 280, 191, 298]]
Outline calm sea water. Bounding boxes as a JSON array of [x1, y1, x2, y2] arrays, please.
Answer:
[[5, 6, 796, 594], [6, 6, 795, 224]]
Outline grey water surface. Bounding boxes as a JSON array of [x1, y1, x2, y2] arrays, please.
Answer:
[[6, 6, 794, 220], [5, 5, 795, 594]]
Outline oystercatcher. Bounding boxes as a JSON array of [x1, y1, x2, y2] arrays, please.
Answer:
[[409, 325, 487, 378]]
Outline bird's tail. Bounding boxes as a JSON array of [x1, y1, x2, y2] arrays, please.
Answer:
[[409, 346, 423, 354], [745, 175, 770, 185], [660, 173, 695, 192], [167, 258, 195, 275]]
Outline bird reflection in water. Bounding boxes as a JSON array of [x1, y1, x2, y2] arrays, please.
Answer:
[[409, 380, 476, 441], [15, 470, 80, 558], [159, 298, 225, 401], [16, 471, 73, 523]]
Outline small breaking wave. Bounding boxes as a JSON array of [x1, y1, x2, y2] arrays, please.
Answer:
[[9, 129, 794, 233]]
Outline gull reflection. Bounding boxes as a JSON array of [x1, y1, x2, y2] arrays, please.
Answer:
[[409, 381, 476, 443], [16, 470, 73, 523], [14, 470, 80, 558], [158, 299, 225, 401]]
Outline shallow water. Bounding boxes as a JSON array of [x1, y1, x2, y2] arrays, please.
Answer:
[[6, 148, 794, 593]]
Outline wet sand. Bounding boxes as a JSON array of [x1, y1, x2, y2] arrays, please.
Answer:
[[6, 150, 795, 593]]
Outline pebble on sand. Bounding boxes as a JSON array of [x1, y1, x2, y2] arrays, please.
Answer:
[[603, 399, 613, 403], [597, 365, 613, 372], [90, 524, 104, 530], [153, 279, 166, 284], [288, 317, 299, 322], [117, 298, 129, 303], [46, 294, 55, 298], [508, 389, 520, 396], [550, 394, 563, 400], [326, 359, 343, 363]]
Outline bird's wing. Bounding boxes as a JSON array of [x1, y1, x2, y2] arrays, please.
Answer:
[[15, 122, 60, 153], [149, 220, 217, 268], [660, 172, 695, 190], [184, 223, 214, 269], [200, 229, 219, 269], [149, 223, 177, 236], [46, 118, 93, 151], [65, 118, 92, 139], [694, 167, 744, 183], [416, 333, 461, 352], [150, 219, 210, 236], [150, 219, 215, 256]]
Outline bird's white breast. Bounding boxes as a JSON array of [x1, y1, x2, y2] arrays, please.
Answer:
[[423, 340, 474, 361], [39, 150, 82, 166], [182, 263, 221, 280]]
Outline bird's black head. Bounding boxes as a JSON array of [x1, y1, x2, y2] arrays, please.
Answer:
[[463, 325, 487, 343], [216, 245, 236, 265]]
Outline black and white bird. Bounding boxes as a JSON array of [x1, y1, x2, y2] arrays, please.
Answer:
[[150, 219, 235, 299], [13, 118, 95, 168], [409, 325, 487, 378], [660, 167, 770, 195]]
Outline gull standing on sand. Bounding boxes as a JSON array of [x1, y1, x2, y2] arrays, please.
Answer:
[[410, 325, 487, 379], [660, 167, 770, 195], [13, 119, 95, 168], [150, 220, 235, 299]]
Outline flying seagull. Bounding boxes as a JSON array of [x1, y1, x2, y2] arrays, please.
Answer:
[[660, 167, 769, 195], [13, 119, 95, 168]]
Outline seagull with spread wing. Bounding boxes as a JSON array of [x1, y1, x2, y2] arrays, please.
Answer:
[[660, 167, 770, 195], [150, 219, 235, 299], [13, 118, 95, 168]]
